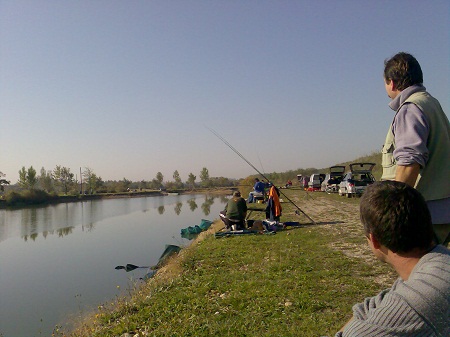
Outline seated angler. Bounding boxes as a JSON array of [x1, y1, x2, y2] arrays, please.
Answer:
[[247, 178, 266, 203], [220, 191, 247, 230]]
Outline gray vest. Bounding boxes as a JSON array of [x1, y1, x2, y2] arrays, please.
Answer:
[[381, 91, 450, 201]]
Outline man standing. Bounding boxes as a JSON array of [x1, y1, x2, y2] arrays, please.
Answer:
[[336, 181, 449, 337], [381, 52, 450, 245]]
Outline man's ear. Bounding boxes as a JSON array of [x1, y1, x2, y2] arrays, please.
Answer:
[[369, 233, 382, 249], [391, 80, 397, 91], [386, 79, 396, 91]]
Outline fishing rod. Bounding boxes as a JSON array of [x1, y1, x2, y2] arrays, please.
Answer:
[[207, 127, 316, 225], [256, 151, 266, 177]]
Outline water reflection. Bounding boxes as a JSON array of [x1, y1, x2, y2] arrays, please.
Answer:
[[158, 205, 165, 214], [174, 202, 183, 215], [0, 194, 225, 243], [201, 196, 215, 215], [219, 195, 228, 203], [0, 194, 228, 337], [187, 198, 198, 211]]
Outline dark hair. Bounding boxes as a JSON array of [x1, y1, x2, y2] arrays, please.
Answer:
[[360, 181, 433, 253], [384, 52, 423, 91]]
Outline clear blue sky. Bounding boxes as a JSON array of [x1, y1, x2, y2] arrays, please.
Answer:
[[1, 1, 449, 183]]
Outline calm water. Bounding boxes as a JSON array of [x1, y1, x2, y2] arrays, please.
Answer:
[[0, 194, 228, 337]]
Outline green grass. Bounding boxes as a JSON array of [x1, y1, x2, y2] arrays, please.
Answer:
[[65, 189, 395, 337]]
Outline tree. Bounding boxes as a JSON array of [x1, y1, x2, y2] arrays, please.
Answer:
[[156, 172, 164, 186], [199, 167, 210, 187], [18, 166, 38, 190], [138, 180, 148, 191], [18, 167, 27, 188], [83, 167, 103, 194], [39, 167, 54, 192], [187, 173, 196, 190], [172, 170, 183, 189], [52, 165, 74, 195], [149, 179, 160, 190], [0, 171, 10, 193], [118, 178, 132, 192], [28, 167, 38, 189]]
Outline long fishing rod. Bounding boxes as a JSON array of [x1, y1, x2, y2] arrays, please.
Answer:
[[207, 127, 316, 225], [256, 151, 266, 177]]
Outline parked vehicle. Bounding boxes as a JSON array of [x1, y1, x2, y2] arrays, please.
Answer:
[[321, 166, 346, 193], [308, 173, 325, 190], [297, 175, 310, 189], [338, 163, 376, 198]]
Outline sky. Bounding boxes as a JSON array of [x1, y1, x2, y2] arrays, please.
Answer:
[[1, 0, 449, 184]]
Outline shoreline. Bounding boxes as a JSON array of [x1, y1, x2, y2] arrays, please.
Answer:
[[64, 189, 397, 336], [0, 187, 237, 209]]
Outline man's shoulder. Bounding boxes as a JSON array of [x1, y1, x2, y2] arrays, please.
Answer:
[[255, 181, 265, 190], [237, 197, 247, 206], [420, 245, 450, 265], [393, 246, 450, 336], [344, 288, 438, 337], [407, 245, 450, 286]]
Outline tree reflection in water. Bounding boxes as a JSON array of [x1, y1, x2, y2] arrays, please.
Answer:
[[201, 196, 215, 216], [1, 195, 226, 243], [187, 198, 198, 211], [0, 194, 230, 337], [174, 202, 183, 215], [158, 205, 165, 214]]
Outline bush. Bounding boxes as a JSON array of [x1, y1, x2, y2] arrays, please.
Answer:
[[96, 186, 108, 193], [5, 189, 54, 206], [5, 191, 23, 205]]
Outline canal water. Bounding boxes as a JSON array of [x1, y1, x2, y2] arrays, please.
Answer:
[[0, 194, 228, 337]]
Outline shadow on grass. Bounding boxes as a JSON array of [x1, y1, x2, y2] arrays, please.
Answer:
[[294, 221, 345, 227]]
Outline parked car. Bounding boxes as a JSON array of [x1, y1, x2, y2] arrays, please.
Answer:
[[338, 163, 376, 198], [297, 175, 310, 189], [308, 173, 325, 190], [321, 166, 346, 193]]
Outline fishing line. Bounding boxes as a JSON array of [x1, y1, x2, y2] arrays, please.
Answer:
[[207, 127, 265, 178], [206, 126, 316, 225], [256, 151, 266, 176]]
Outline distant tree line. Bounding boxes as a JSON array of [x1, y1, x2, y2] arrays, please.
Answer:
[[1, 165, 238, 198]]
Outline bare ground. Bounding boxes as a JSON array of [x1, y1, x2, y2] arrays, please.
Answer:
[[285, 191, 397, 286]]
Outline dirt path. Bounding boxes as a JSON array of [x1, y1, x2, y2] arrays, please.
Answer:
[[286, 191, 397, 286]]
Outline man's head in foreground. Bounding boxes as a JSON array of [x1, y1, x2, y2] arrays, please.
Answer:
[[360, 181, 435, 257]]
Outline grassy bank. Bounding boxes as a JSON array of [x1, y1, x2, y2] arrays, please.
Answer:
[[64, 188, 396, 337]]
